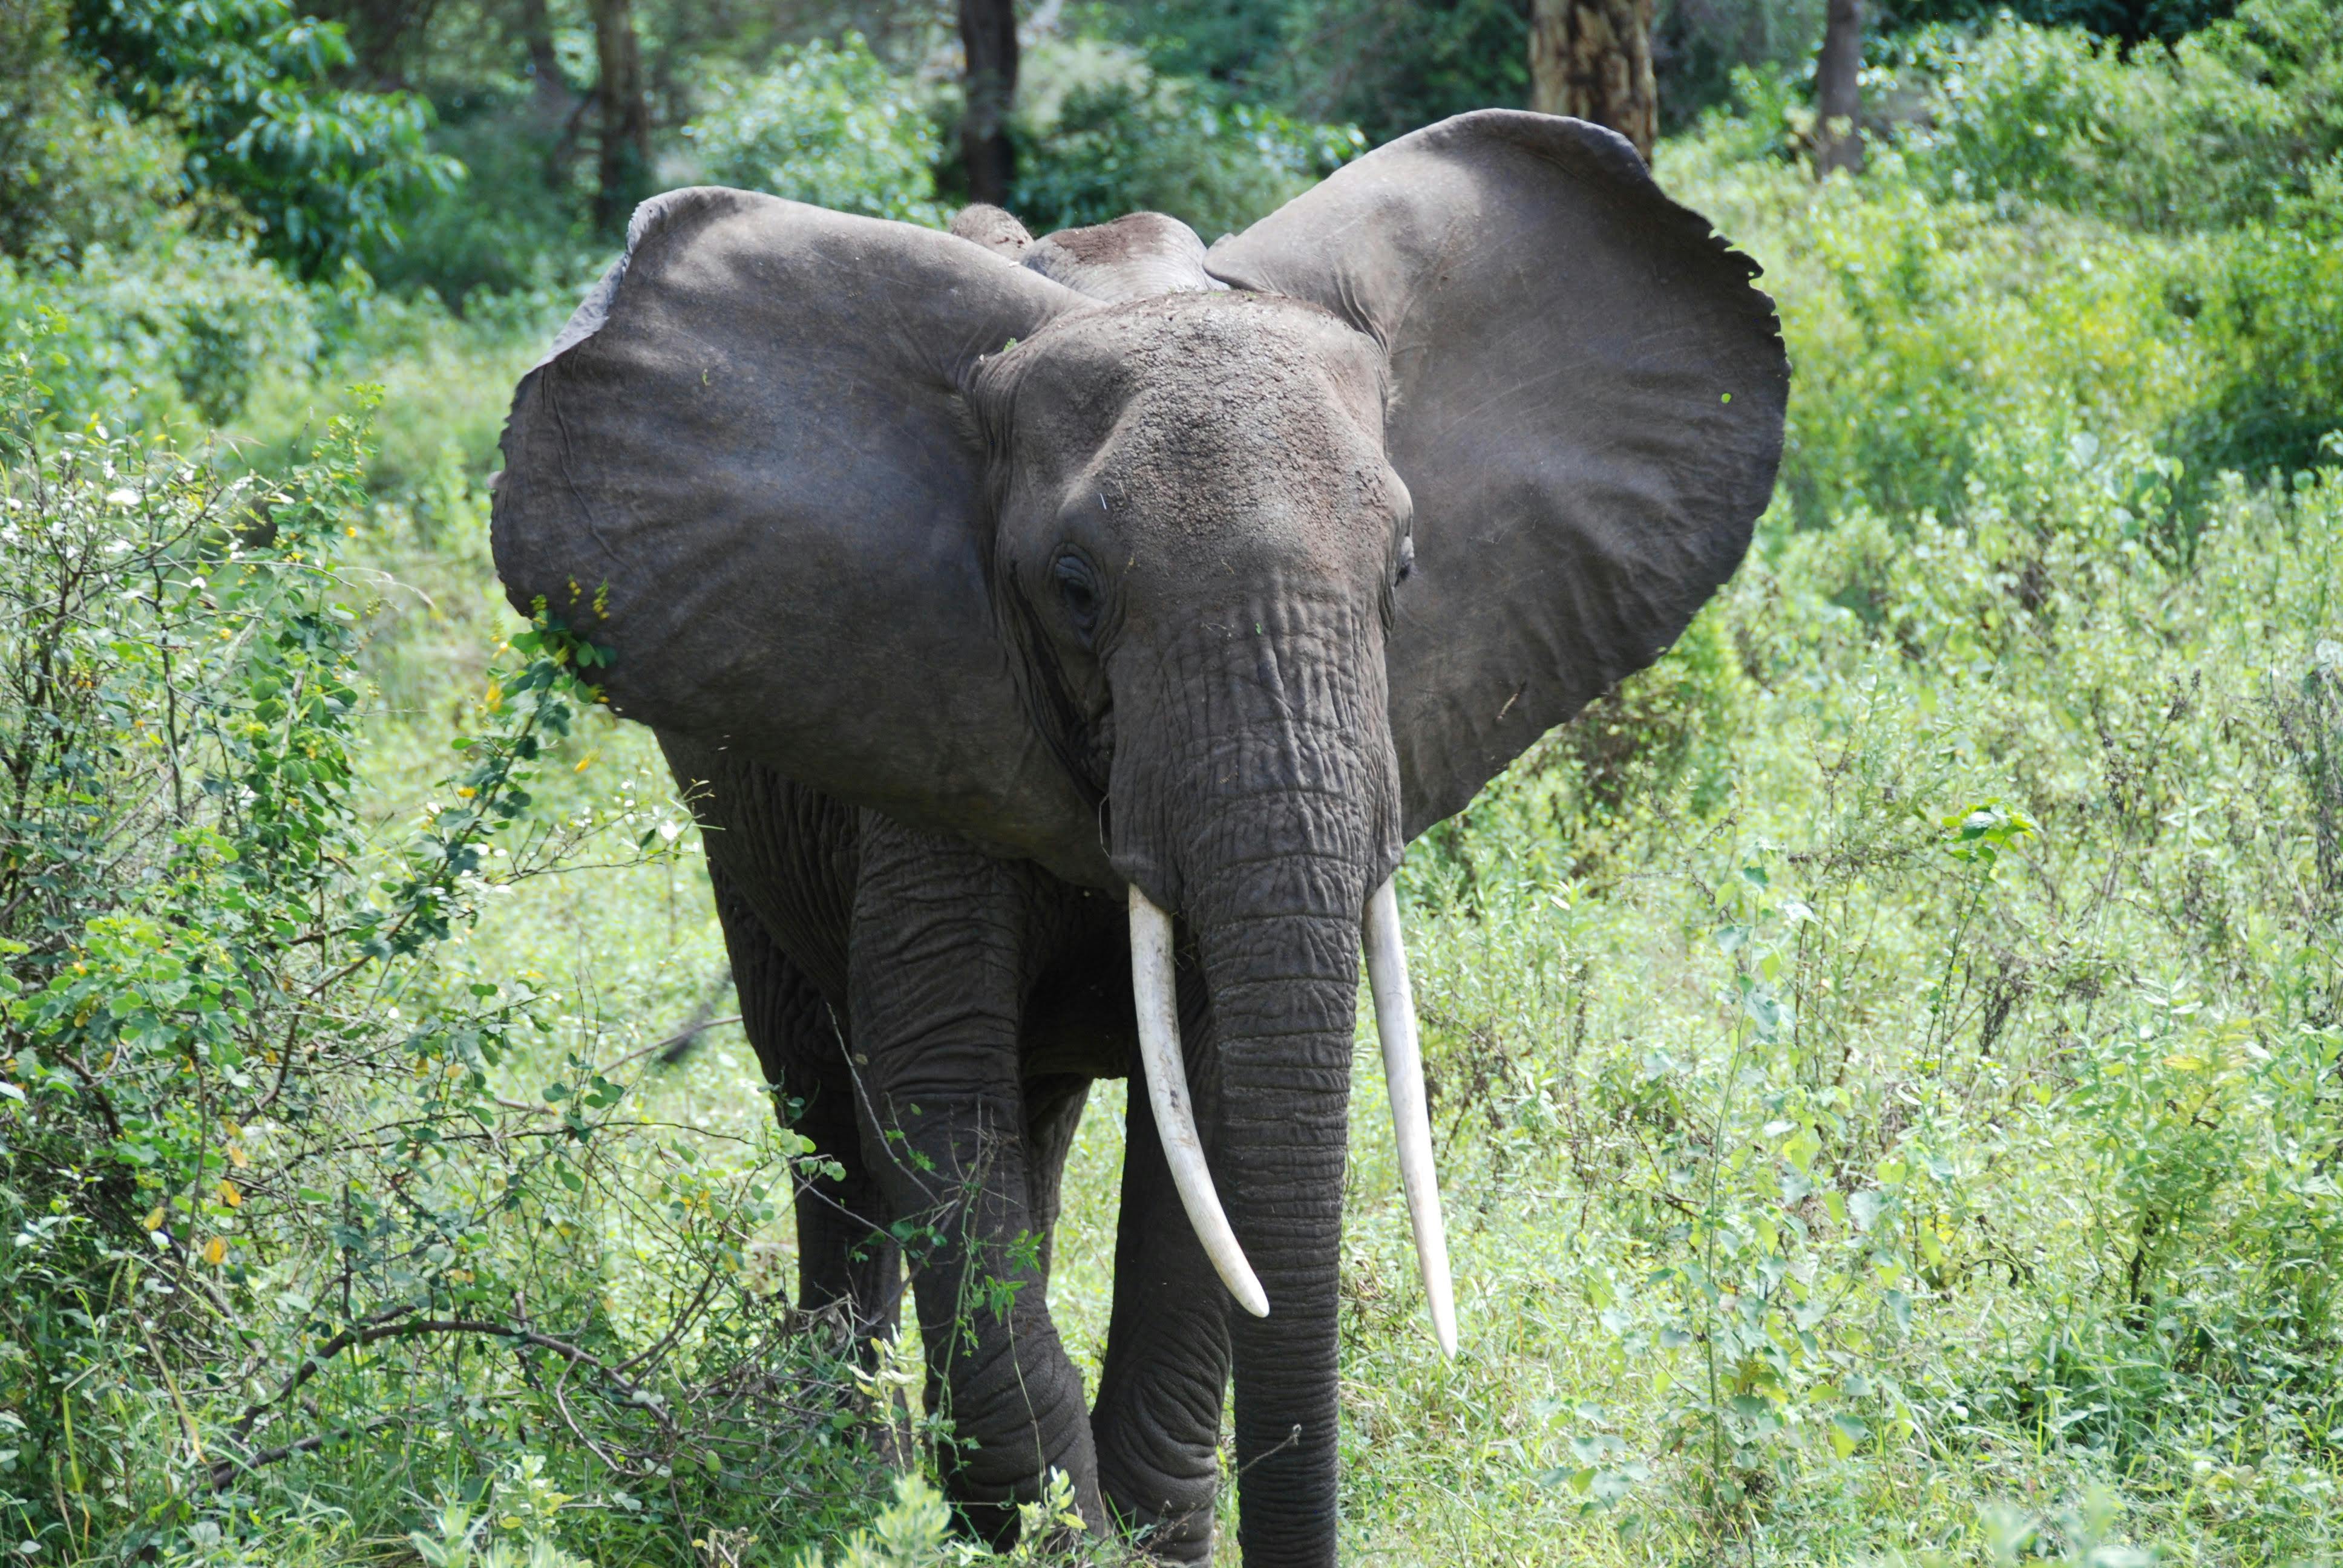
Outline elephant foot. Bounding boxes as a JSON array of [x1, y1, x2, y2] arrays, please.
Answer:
[[1107, 1499, 1215, 1564], [1099, 1454, 1217, 1566]]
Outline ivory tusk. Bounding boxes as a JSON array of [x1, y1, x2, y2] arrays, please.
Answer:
[[1364, 877, 1458, 1357], [1129, 885, 1271, 1319]]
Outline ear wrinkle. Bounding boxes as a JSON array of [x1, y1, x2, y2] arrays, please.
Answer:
[[964, 382, 1017, 592], [944, 391, 989, 497]]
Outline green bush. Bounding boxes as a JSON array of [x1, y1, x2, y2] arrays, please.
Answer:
[[1664, 8, 2343, 528], [1374, 448, 2343, 1554], [1287, 0, 1530, 149], [362, 103, 598, 307], [2169, 224, 2343, 483], [0, 234, 319, 428], [68, 0, 462, 273], [0, 379, 894, 1564], [0, 0, 185, 259], [1011, 36, 1363, 237], [680, 35, 951, 228], [1891, 0, 2343, 231]]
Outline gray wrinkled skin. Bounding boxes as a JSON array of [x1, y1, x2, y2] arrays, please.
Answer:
[[1022, 211, 1225, 303], [492, 111, 1788, 1566]]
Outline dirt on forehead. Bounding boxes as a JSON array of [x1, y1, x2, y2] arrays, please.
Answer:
[[1011, 291, 1371, 403], [1008, 292, 1387, 546], [1043, 211, 1195, 264]]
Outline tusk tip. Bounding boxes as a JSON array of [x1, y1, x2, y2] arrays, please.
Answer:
[[1233, 1275, 1271, 1319]]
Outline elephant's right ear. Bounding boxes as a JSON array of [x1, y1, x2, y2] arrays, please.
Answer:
[[1205, 112, 1788, 840], [494, 188, 1112, 881]]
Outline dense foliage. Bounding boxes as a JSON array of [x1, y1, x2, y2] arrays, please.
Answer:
[[1007, 36, 1365, 236], [0, 365, 893, 1563], [66, 0, 459, 272], [0, 0, 2338, 1561], [681, 36, 951, 227]]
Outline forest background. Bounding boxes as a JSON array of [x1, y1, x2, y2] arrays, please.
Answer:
[[3, 0, 2342, 1561]]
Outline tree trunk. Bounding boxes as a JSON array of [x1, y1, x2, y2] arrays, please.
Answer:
[[1528, 0, 1657, 163], [591, 0, 652, 234], [514, 0, 571, 122], [958, 0, 1018, 207], [1815, 0, 1864, 175]]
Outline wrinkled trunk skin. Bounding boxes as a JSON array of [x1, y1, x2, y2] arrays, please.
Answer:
[[1194, 883, 1366, 1563], [1109, 590, 1399, 1566]]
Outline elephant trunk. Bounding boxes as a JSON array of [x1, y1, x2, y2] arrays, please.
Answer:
[[1107, 592, 1401, 1566], [1190, 876, 1365, 1566]]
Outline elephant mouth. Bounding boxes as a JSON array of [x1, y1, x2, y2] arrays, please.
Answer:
[[1124, 880, 1457, 1355]]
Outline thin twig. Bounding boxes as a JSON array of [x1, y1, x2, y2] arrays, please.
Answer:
[[207, 1408, 418, 1489]]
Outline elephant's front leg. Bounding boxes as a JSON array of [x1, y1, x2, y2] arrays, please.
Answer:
[[848, 817, 1103, 1546], [1092, 965, 1230, 1565]]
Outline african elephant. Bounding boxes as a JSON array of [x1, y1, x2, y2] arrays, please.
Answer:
[[491, 109, 1785, 1566]]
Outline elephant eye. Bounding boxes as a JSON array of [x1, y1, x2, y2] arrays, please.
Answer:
[[1052, 554, 1101, 644]]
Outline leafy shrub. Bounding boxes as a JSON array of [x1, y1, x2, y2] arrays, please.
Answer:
[[226, 280, 568, 506], [680, 35, 950, 227], [1654, 0, 1830, 131], [1665, 10, 2343, 528], [0, 378, 898, 1563], [2169, 224, 2343, 482], [1099, 0, 1527, 150], [0, 0, 184, 259], [0, 233, 319, 428], [68, 0, 462, 273], [1378, 449, 2343, 1553], [1267, 0, 1531, 148], [361, 103, 598, 307], [1891, 0, 2343, 231], [1881, 0, 2236, 48], [1011, 36, 1364, 237]]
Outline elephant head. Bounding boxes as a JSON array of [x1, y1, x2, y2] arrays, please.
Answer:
[[492, 109, 1784, 1561]]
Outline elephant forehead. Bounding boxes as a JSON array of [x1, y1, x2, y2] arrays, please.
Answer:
[[1017, 289, 1378, 392], [998, 294, 1391, 509]]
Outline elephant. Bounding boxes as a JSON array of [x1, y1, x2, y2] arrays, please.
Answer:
[[490, 109, 1786, 1566]]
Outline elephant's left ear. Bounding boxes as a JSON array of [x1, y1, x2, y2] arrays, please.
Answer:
[[494, 187, 1113, 883], [1205, 110, 1788, 838]]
